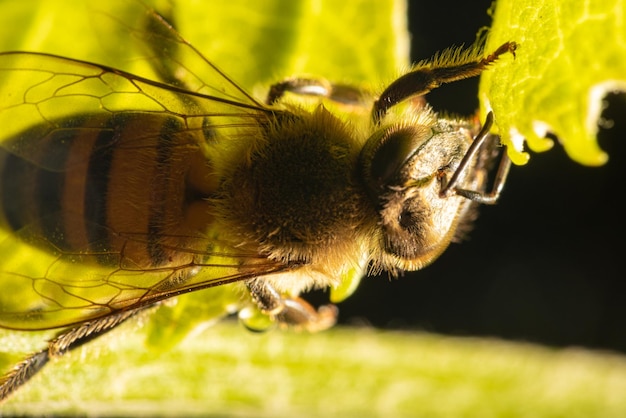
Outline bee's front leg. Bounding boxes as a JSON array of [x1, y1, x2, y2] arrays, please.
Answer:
[[245, 279, 338, 332]]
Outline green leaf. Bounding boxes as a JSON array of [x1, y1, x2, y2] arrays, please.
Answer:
[[0, 0, 408, 87], [479, 0, 624, 165], [174, 0, 410, 89], [2, 321, 626, 417]]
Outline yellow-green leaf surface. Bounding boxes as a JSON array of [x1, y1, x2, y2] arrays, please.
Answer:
[[0, 0, 408, 91], [2, 320, 626, 417], [479, 0, 625, 165]]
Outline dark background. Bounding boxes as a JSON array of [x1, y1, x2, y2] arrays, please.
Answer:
[[336, 0, 626, 353]]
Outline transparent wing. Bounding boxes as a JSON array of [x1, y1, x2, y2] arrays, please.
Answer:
[[0, 52, 285, 331], [90, 0, 263, 106], [0, 223, 293, 331], [0, 51, 270, 162]]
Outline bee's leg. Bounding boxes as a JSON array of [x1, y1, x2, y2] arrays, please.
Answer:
[[246, 279, 338, 332], [439, 111, 512, 205], [373, 41, 517, 122], [453, 148, 511, 205], [266, 78, 368, 106], [0, 308, 142, 402]]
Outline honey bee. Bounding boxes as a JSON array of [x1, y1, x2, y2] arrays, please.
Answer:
[[0, 1, 516, 401]]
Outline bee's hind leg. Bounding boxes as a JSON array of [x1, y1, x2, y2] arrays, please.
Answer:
[[0, 308, 143, 402], [245, 279, 338, 333]]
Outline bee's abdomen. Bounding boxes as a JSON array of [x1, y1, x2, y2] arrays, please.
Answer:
[[0, 113, 214, 268], [0, 114, 97, 239]]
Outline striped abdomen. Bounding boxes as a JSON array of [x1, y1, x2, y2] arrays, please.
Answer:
[[0, 112, 217, 268]]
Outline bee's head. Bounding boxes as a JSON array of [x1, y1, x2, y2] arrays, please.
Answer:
[[359, 111, 485, 272]]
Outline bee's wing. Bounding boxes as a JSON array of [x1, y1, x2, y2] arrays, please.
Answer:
[[0, 52, 284, 331], [0, 51, 269, 164], [90, 0, 264, 108], [0, 218, 293, 331]]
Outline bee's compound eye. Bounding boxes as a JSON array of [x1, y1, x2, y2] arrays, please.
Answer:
[[360, 125, 432, 199]]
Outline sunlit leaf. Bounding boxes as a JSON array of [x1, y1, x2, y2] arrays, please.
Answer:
[[3, 322, 626, 417], [479, 0, 624, 165]]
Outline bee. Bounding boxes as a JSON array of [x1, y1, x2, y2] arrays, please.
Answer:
[[0, 1, 516, 401]]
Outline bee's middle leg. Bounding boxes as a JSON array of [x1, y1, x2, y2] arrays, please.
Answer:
[[245, 279, 338, 332]]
